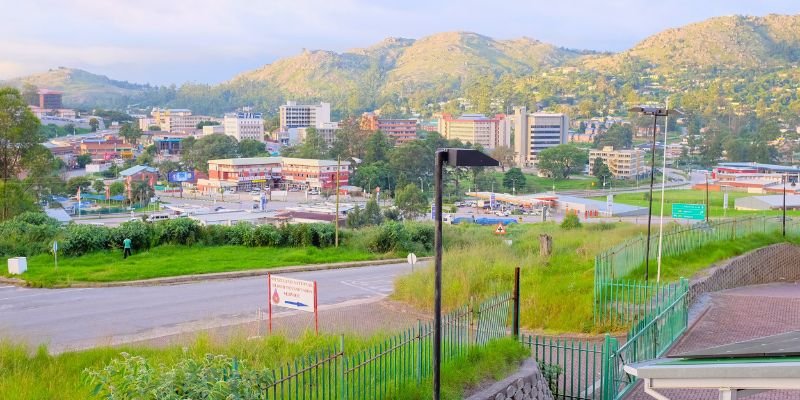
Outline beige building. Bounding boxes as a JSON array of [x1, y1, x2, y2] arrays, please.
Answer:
[[436, 114, 510, 149], [279, 101, 331, 130], [589, 146, 646, 179], [146, 108, 219, 134], [513, 107, 569, 167], [224, 112, 265, 142]]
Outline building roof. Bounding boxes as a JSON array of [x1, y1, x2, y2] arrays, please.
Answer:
[[718, 162, 800, 173], [208, 157, 282, 166], [735, 194, 800, 208], [120, 165, 157, 176], [190, 211, 274, 224], [44, 208, 71, 224], [281, 157, 350, 167]]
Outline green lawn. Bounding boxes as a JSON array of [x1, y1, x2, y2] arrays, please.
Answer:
[[484, 172, 641, 195], [0, 333, 526, 400], [9, 245, 382, 287], [392, 221, 797, 333], [597, 189, 800, 218]]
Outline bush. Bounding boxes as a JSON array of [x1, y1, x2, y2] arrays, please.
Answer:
[[246, 224, 282, 246], [61, 224, 112, 256], [110, 221, 153, 250], [224, 222, 254, 246], [0, 212, 61, 257], [560, 213, 582, 229], [85, 352, 273, 399], [368, 222, 411, 253], [155, 218, 202, 246]]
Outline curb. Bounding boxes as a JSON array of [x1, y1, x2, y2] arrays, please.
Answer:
[[0, 257, 432, 289]]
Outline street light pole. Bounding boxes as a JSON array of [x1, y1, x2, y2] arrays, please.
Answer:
[[432, 150, 445, 400], [783, 174, 787, 237]]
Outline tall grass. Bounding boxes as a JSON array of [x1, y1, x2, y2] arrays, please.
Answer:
[[393, 222, 646, 333]]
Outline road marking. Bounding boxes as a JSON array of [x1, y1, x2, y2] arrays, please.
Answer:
[[339, 280, 392, 297], [0, 288, 90, 301]]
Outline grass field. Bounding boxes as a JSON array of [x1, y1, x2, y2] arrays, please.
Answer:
[[597, 189, 800, 218], [0, 334, 526, 400], [471, 172, 642, 195], [392, 221, 797, 333], [11, 245, 382, 287]]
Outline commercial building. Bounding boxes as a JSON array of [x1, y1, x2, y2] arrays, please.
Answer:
[[202, 125, 225, 135], [513, 108, 568, 167], [146, 108, 219, 134], [734, 194, 800, 211], [588, 146, 646, 179], [37, 89, 63, 109], [202, 157, 283, 193], [281, 157, 350, 190], [279, 101, 331, 130], [79, 140, 134, 162], [199, 156, 350, 193], [360, 113, 418, 144], [436, 114, 511, 149], [223, 112, 265, 142]]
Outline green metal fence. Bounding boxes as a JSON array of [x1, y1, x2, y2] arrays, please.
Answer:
[[594, 215, 798, 325], [520, 335, 603, 400], [259, 292, 512, 399], [601, 279, 689, 400]]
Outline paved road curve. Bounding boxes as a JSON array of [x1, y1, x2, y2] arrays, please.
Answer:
[[0, 262, 415, 353]]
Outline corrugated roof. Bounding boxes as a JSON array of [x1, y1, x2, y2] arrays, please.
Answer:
[[120, 165, 157, 176], [208, 157, 282, 166]]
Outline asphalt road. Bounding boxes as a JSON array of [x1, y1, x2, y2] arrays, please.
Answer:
[[0, 262, 416, 353]]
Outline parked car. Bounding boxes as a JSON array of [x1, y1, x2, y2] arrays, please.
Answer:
[[146, 214, 171, 223]]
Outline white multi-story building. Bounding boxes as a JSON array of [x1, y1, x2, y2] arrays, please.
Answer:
[[513, 107, 569, 167], [436, 114, 510, 149], [589, 146, 646, 179], [279, 101, 331, 130], [224, 112, 265, 142]]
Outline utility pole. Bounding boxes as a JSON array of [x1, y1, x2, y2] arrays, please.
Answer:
[[335, 157, 340, 247], [783, 173, 787, 237], [705, 174, 710, 223]]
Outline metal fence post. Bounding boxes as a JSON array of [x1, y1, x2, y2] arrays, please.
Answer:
[[339, 335, 346, 400], [512, 267, 521, 339], [416, 319, 422, 384]]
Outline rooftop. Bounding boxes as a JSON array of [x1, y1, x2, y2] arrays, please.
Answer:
[[120, 165, 157, 176], [208, 157, 282, 166]]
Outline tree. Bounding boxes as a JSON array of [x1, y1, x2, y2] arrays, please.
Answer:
[[92, 179, 106, 193], [119, 123, 143, 145], [238, 139, 265, 158], [346, 205, 366, 228], [592, 157, 612, 183], [148, 125, 161, 131], [21, 83, 39, 106], [502, 168, 527, 192], [109, 181, 125, 196], [297, 128, 327, 159], [67, 176, 92, 194], [76, 153, 92, 168], [181, 134, 239, 172], [490, 146, 515, 171], [196, 120, 220, 129], [537, 144, 588, 180], [364, 131, 392, 163], [129, 180, 155, 206], [0, 180, 37, 221], [394, 183, 426, 219], [363, 198, 383, 226], [89, 118, 100, 132], [0, 88, 43, 181], [594, 124, 633, 149], [157, 160, 181, 181]]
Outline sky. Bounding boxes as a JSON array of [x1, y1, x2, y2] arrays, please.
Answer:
[[1, 0, 799, 85]]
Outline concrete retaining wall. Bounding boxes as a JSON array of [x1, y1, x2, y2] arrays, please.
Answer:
[[466, 359, 555, 400], [688, 243, 800, 305]]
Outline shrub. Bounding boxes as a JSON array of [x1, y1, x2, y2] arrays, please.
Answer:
[[0, 213, 61, 257], [155, 218, 202, 246], [200, 225, 228, 246], [61, 224, 112, 256], [246, 224, 282, 247], [224, 222, 254, 246], [368, 222, 411, 253], [560, 213, 582, 229], [85, 352, 273, 399], [110, 221, 154, 250]]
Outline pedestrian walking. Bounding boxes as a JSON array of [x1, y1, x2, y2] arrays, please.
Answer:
[[123, 237, 132, 259]]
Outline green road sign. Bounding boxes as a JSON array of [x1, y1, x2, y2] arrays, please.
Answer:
[[672, 203, 706, 220]]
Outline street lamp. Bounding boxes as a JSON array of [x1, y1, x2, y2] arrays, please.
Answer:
[[629, 106, 678, 282], [433, 148, 498, 400]]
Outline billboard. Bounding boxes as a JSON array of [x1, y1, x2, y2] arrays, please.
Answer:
[[168, 171, 195, 183]]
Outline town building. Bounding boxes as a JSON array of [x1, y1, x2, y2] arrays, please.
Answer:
[[152, 135, 186, 155], [198, 156, 350, 193], [146, 108, 219, 134], [436, 113, 511, 149], [589, 146, 646, 179], [202, 157, 283, 193], [37, 89, 63, 109], [513, 108, 568, 167], [202, 125, 225, 135], [223, 112, 265, 142], [120, 165, 158, 198], [79, 140, 134, 162], [285, 122, 341, 146], [360, 113, 418, 144], [279, 101, 331, 130]]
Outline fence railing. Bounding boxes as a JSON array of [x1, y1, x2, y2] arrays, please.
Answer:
[[520, 335, 604, 400], [594, 215, 800, 325], [259, 292, 512, 399], [601, 279, 689, 400]]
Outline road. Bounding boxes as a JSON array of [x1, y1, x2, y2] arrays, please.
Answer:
[[0, 262, 415, 353]]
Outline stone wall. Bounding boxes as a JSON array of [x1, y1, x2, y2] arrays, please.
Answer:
[[466, 359, 554, 400], [688, 243, 800, 305]]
